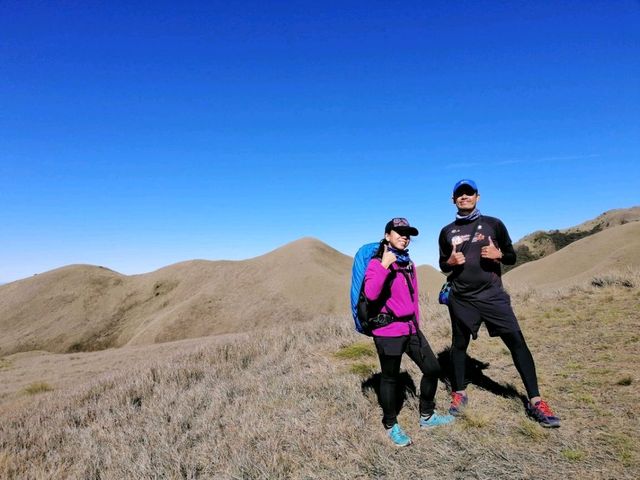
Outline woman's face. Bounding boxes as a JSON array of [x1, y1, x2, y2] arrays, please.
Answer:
[[385, 230, 411, 250]]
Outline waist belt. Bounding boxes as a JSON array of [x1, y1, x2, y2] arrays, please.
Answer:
[[369, 313, 416, 330]]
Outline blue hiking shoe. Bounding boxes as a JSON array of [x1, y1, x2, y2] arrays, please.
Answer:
[[386, 423, 412, 447], [526, 400, 561, 428], [419, 412, 456, 428], [448, 391, 468, 416]]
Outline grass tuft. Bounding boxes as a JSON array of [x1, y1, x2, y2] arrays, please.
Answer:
[[23, 382, 54, 395], [0, 357, 12, 370], [561, 449, 586, 461], [517, 419, 549, 441], [334, 342, 376, 360], [460, 411, 490, 429], [349, 362, 376, 377], [572, 392, 595, 404], [591, 275, 635, 288]]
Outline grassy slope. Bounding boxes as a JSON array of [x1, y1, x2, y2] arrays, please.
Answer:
[[504, 222, 640, 290], [1, 281, 638, 479], [0, 238, 445, 358], [506, 206, 640, 272]]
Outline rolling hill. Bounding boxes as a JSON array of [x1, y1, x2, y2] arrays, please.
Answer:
[[0, 238, 351, 355], [1, 219, 639, 478], [504, 221, 640, 290], [506, 206, 640, 272], [0, 238, 444, 356]]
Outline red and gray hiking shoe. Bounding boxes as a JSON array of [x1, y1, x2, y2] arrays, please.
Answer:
[[526, 400, 560, 428], [448, 391, 468, 416]]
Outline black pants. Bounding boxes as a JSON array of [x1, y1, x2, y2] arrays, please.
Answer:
[[374, 331, 441, 428], [450, 318, 540, 399]]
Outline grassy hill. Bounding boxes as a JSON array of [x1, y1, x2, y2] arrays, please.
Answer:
[[0, 238, 352, 355], [1, 275, 638, 479], [1, 219, 638, 478], [505, 206, 640, 272], [504, 222, 640, 291], [0, 238, 444, 357]]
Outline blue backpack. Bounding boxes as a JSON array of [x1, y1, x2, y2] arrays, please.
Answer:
[[350, 242, 380, 335], [350, 242, 418, 336]]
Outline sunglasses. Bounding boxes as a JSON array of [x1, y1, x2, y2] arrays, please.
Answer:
[[454, 187, 477, 197]]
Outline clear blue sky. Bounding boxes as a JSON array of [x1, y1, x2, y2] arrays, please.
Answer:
[[1, 1, 639, 283]]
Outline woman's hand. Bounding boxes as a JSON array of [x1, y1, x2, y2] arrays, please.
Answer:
[[380, 244, 397, 269]]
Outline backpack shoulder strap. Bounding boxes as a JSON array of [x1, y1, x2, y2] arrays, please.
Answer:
[[397, 268, 415, 302]]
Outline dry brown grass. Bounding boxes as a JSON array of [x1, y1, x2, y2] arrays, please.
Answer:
[[1, 277, 639, 479], [22, 382, 54, 395]]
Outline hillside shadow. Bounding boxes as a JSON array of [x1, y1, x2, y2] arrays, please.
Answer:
[[361, 348, 528, 413], [436, 347, 528, 407]]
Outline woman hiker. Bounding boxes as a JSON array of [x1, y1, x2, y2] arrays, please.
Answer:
[[364, 217, 455, 447]]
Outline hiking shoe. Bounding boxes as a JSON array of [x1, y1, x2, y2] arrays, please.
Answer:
[[386, 423, 412, 447], [526, 400, 561, 428], [448, 391, 468, 416], [419, 412, 455, 428]]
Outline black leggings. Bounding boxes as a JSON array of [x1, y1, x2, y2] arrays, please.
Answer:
[[375, 333, 441, 428], [450, 322, 540, 399]]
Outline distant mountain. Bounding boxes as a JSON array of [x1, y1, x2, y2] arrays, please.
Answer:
[[0, 238, 353, 355], [417, 265, 446, 300], [505, 206, 640, 272], [0, 237, 445, 356], [504, 221, 640, 290]]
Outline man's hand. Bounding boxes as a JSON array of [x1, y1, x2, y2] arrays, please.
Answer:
[[481, 236, 503, 262], [381, 244, 397, 269], [447, 241, 466, 266]]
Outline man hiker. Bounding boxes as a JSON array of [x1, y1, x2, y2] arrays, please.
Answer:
[[438, 179, 560, 427]]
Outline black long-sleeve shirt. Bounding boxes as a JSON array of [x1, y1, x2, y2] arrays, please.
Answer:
[[438, 215, 516, 298]]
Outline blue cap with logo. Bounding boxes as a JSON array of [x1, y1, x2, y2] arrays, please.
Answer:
[[453, 179, 478, 195]]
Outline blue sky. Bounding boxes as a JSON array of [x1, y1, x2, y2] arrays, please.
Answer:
[[1, 1, 639, 283]]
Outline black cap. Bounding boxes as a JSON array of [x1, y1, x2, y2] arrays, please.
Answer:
[[384, 217, 419, 236]]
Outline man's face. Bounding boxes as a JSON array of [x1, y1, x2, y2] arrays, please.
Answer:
[[452, 186, 479, 212]]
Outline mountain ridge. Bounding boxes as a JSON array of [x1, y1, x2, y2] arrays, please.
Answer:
[[0, 237, 444, 356], [506, 206, 640, 271]]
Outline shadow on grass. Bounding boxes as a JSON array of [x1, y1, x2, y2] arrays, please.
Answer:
[[361, 347, 528, 415], [361, 371, 417, 415], [436, 347, 528, 407]]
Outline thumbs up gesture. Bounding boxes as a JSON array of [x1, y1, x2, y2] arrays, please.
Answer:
[[381, 243, 397, 269], [447, 239, 466, 266], [481, 236, 503, 262]]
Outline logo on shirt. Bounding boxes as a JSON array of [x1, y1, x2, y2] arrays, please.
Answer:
[[472, 232, 486, 243], [451, 235, 465, 246]]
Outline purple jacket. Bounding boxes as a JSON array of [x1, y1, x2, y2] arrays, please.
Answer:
[[364, 258, 420, 337]]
